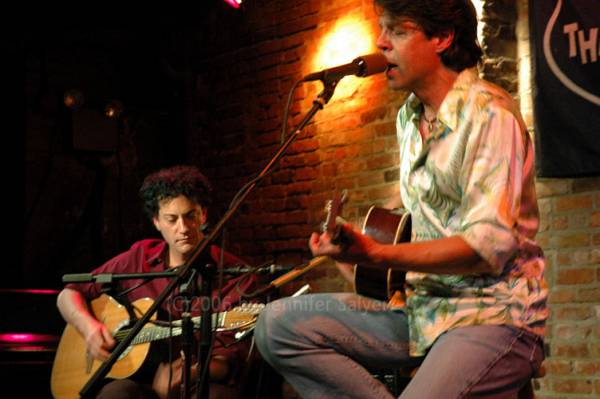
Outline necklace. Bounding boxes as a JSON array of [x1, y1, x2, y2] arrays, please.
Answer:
[[422, 112, 437, 132]]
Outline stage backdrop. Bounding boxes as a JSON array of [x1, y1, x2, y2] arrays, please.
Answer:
[[529, 0, 600, 177]]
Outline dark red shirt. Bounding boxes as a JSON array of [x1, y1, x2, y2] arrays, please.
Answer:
[[66, 239, 258, 383]]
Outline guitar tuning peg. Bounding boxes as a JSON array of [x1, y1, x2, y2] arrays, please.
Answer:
[[340, 189, 349, 203]]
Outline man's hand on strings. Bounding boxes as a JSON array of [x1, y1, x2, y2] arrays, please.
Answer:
[[309, 223, 381, 266], [84, 319, 115, 361]]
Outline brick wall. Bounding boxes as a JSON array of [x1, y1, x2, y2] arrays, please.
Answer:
[[195, 0, 599, 397], [514, 1, 600, 397], [194, 0, 405, 294]]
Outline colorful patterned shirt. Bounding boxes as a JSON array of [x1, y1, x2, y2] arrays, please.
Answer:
[[396, 69, 548, 356]]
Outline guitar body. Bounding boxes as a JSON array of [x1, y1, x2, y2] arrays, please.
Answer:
[[51, 295, 156, 399], [51, 294, 262, 399], [354, 206, 411, 301]]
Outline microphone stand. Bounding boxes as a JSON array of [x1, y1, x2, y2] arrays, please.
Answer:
[[78, 77, 341, 399]]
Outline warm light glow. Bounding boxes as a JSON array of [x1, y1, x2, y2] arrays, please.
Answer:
[[63, 89, 85, 110], [104, 99, 124, 119], [312, 16, 377, 99], [472, 0, 485, 45]]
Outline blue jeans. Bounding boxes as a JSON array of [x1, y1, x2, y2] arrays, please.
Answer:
[[254, 293, 544, 399]]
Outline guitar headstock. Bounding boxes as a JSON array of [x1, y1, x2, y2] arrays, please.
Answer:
[[217, 302, 265, 332], [322, 190, 348, 242]]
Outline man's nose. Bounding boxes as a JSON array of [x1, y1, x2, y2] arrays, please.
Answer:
[[176, 217, 191, 232], [376, 31, 391, 51]]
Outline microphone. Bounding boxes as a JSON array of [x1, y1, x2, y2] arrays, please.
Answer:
[[302, 53, 388, 82], [222, 264, 294, 275]]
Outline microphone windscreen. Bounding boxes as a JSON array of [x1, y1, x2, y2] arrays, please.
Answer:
[[356, 53, 388, 77]]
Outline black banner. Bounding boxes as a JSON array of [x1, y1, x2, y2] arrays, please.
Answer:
[[529, 0, 600, 177]]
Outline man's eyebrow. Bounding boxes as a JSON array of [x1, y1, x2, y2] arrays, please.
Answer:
[[381, 16, 419, 28]]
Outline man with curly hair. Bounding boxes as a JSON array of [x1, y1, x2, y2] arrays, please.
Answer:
[[57, 165, 256, 399]]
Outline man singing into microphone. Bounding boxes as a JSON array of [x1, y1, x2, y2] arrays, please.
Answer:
[[254, 1, 548, 398]]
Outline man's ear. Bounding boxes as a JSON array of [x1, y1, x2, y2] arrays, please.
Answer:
[[199, 206, 208, 225], [152, 216, 161, 231], [434, 29, 455, 54]]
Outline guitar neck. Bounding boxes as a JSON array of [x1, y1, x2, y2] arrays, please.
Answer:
[[120, 313, 224, 345]]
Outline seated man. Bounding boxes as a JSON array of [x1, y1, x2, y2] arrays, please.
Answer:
[[57, 165, 258, 399], [254, 1, 548, 398]]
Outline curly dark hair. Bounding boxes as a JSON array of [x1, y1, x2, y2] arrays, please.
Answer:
[[139, 165, 213, 219], [374, 0, 483, 72]]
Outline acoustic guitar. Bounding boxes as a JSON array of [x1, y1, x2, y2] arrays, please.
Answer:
[[354, 206, 411, 301], [322, 193, 411, 302], [50, 294, 263, 399]]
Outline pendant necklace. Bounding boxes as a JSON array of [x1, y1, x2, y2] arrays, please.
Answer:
[[422, 112, 437, 132]]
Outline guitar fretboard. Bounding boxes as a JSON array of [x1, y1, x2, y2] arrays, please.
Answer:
[[114, 302, 264, 345]]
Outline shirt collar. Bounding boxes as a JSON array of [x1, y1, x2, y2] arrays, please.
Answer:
[[405, 68, 479, 141], [146, 240, 168, 269]]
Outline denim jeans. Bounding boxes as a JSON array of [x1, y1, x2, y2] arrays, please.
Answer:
[[254, 293, 544, 399]]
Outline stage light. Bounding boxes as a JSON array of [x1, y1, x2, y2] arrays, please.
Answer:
[[104, 99, 124, 119], [311, 16, 376, 99], [223, 0, 242, 9], [63, 89, 85, 110]]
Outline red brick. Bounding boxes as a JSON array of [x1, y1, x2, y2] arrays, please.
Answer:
[[293, 167, 319, 181], [572, 248, 592, 265], [568, 212, 591, 229], [543, 359, 573, 375], [357, 171, 385, 187], [536, 233, 549, 249], [366, 154, 397, 170], [288, 138, 320, 155], [537, 198, 552, 217], [591, 342, 600, 357], [591, 211, 600, 227], [553, 232, 590, 248], [556, 251, 571, 266], [372, 138, 389, 154], [277, 15, 319, 36], [555, 323, 592, 340], [578, 287, 600, 302], [571, 177, 600, 193], [272, 170, 294, 184], [552, 378, 593, 394], [552, 342, 590, 358], [338, 160, 366, 175], [573, 360, 600, 376], [592, 248, 600, 264], [555, 194, 593, 212], [370, 121, 397, 137], [551, 215, 568, 230], [556, 268, 595, 284], [548, 288, 577, 304], [333, 177, 355, 191], [535, 179, 571, 198], [360, 105, 387, 124], [366, 185, 398, 202], [553, 306, 593, 320]]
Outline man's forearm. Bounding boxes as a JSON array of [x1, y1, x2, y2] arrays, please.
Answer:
[[370, 235, 493, 275]]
